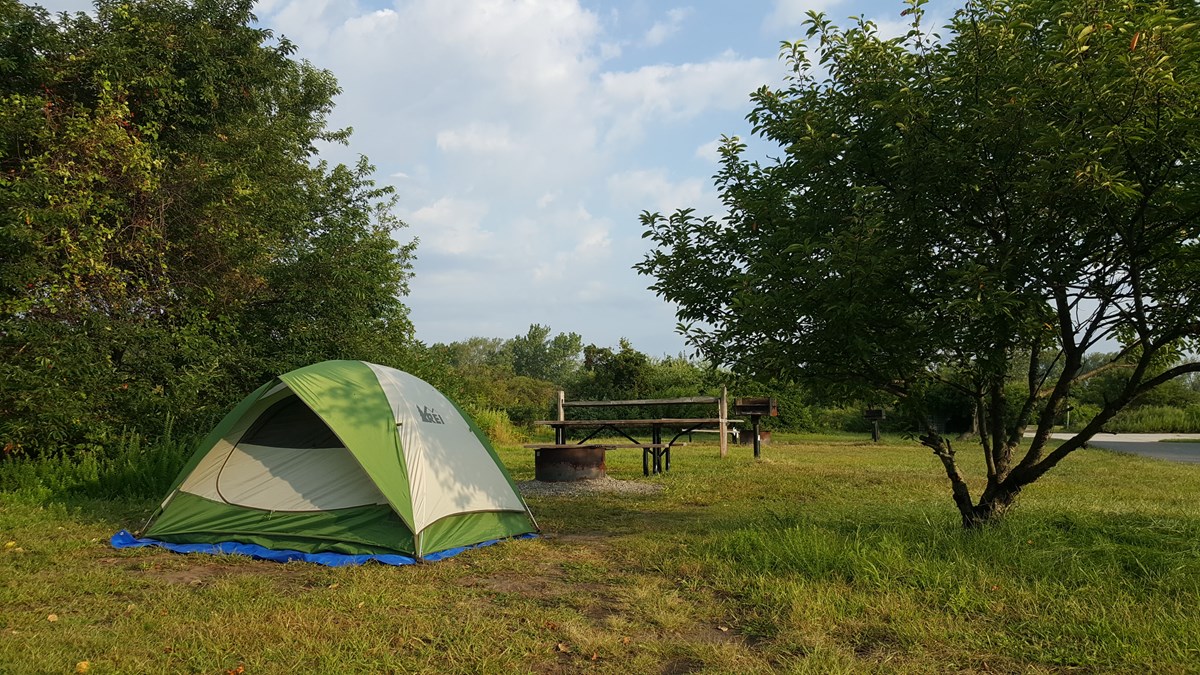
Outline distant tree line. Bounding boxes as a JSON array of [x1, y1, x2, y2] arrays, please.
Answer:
[[430, 323, 845, 437]]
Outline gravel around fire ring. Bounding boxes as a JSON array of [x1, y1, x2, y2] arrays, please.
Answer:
[[517, 477, 664, 497]]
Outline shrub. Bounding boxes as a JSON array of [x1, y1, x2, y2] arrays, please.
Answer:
[[0, 425, 192, 501], [1103, 405, 1200, 433], [469, 408, 527, 445]]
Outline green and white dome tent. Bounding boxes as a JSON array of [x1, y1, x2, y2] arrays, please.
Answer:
[[113, 360, 538, 565]]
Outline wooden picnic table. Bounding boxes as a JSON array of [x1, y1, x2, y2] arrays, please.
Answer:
[[530, 417, 741, 475]]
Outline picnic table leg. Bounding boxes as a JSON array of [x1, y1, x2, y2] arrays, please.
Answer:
[[652, 425, 663, 474], [642, 447, 650, 476]]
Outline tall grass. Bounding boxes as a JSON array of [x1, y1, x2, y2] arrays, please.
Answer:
[[0, 427, 192, 501], [1101, 404, 1200, 433], [469, 407, 528, 445]]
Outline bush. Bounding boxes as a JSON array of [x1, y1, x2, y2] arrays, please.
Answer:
[[0, 425, 193, 501], [1103, 405, 1200, 433], [469, 408, 527, 445], [1064, 403, 1101, 431]]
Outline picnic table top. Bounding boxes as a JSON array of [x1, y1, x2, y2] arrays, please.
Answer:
[[522, 443, 672, 449], [533, 418, 740, 427]]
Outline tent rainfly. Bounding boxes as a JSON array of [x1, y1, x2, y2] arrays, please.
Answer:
[[112, 360, 538, 565]]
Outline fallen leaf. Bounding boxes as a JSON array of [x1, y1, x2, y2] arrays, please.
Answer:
[[328, 583, 339, 589], [356, 601, 365, 608], [590, 652, 599, 661], [621, 636, 630, 645], [4, 541, 14, 548], [76, 661, 89, 673], [47, 614, 58, 622], [555, 643, 570, 653]]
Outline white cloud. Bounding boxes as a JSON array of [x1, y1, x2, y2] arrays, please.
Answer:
[[695, 137, 723, 163], [436, 123, 518, 154], [764, 0, 846, 30], [532, 206, 612, 281], [406, 197, 492, 256], [599, 52, 773, 144], [600, 42, 623, 60], [643, 7, 691, 47], [194, 1, 792, 352], [607, 168, 709, 216]]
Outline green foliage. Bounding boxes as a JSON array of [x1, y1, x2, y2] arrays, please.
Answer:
[[0, 426, 191, 501], [1102, 405, 1200, 433], [433, 329, 831, 433], [507, 323, 582, 384], [428, 325, 582, 427], [467, 408, 528, 445], [637, 0, 1200, 523], [575, 338, 652, 400], [1073, 352, 1200, 411], [0, 0, 416, 456]]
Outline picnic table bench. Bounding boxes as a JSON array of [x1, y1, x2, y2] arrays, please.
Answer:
[[525, 391, 740, 480]]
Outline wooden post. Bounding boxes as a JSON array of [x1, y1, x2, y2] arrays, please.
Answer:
[[557, 390, 565, 422], [719, 385, 728, 458]]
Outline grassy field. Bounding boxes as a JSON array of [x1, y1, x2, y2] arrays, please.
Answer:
[[2, 434, 1199, 674]]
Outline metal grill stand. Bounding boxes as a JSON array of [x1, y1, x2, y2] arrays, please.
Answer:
[[733, 397, 778, 459]]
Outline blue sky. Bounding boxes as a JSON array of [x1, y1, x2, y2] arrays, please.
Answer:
[[36, 0, 955, 356]]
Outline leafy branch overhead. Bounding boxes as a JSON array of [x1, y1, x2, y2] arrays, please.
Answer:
[[636, 0, 1200, 526]]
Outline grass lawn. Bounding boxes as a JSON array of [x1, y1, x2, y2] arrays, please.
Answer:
[[2, 435, 1198, 674]]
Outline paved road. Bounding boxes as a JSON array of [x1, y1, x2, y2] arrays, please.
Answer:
[[1045, 433, 1200, 464]]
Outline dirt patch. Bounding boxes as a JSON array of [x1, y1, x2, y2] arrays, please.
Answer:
[[467, 571, 565, 596], [518, 477, 664, 498], [581, 594, 624, 623], [660, 656, 704, 674], [101, 552, 316, 587], [681, 624, 744, 646]]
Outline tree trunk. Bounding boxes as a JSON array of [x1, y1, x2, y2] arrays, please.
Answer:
[[961, 486, 1021, 528], [922, 430, 1022, 528]]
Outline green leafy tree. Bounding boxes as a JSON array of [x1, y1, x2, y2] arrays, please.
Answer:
[[637, 0, 1200, 526], [1, 0, 416, 454], [506, 323, 582, 385], [574, 339, 652, 401], [431, 337, 512, 373]]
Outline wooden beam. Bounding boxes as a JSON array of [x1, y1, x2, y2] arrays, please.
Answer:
[[719, 385, 728, 459], [561, 396, 720, 407]]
